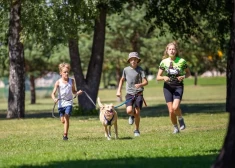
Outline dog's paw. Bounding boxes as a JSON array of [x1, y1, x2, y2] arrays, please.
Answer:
[[107, 137, 111, 140]]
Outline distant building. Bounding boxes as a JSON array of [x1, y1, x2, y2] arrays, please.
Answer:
[[201, 70, 226, 77]]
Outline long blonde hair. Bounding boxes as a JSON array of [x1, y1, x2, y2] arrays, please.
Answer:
[[162, 41, 179, 59]]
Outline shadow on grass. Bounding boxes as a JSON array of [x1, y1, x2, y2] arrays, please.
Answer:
[[0, 103, 226, 119], [0, 110, 53, 119], [116, 102, 226, 118], [17, 154, 218, 168]]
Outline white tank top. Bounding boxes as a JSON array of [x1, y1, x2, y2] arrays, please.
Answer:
[[57, 78, 73, 108]]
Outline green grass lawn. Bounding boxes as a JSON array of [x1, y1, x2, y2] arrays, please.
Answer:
[[0, 76, 227, 168]]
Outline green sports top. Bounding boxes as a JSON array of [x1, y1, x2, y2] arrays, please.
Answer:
[[159, 56, 188, 85]]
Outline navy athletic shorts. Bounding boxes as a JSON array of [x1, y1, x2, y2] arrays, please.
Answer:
[[58, 105, 73, 117], [125, 94, 143, 109]]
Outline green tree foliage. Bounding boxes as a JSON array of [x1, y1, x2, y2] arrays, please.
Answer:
[[42, 0, 134, 111], [0, 0, 229, 112], [0, 1, 9, 77], [143, 0, 230, 42], [104, 3, 148, 86], [142, 0, 228, 77], [104, 3, 176, 87], [104, 2, 226, 87]]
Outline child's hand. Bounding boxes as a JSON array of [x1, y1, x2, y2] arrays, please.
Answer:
[[53, 98, 58, 103], [163, 76, 170, 82], [116, 91, 121, 97], [177, 75, 185, 82], [135, 83, 142, 89], [77, 90, 83, 96]]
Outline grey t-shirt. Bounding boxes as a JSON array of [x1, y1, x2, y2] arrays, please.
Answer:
[[122, 66, 146, 95]]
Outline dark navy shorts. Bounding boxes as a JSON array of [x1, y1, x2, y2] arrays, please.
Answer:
[[163, 83, 184, 102], [125, 94, 143, 109], [58, 105, 73, 117]]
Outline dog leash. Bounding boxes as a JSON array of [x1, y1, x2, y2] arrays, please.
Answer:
[[83, 91, 96, 107], [53, 91, 145, 116], [143, 97, 147, 107], [52, 91, 97, 118], [114, 93, 147, 109], [83, 91, 135, 109], [52, 96, 77, 118], [114, 97, 134, 109]]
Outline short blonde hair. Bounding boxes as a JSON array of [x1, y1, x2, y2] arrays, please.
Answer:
[[58, 62, 71, 72], [162, 41, 179, 59]]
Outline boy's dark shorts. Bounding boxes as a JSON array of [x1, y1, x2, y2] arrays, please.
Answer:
[[58, 105, 73, 117], [125, 94, 143, 109]]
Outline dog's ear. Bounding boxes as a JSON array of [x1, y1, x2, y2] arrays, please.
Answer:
[[97, 97, 103, 107]]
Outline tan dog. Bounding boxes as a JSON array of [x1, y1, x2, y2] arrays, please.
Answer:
[[97, 97, 118, 140]]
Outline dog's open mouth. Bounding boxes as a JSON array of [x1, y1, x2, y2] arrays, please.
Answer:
[[105, 109, 114, 114], [104, 109, 115, 118]]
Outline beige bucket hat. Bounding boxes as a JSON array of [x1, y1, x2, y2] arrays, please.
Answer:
[[127, 52, 141, 63]]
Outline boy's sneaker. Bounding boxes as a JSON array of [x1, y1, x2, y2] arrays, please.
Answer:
[[128, 116, 135, 125], [173, 126, 180, 134], [178, 118, 186, 130], [134, 130, 140, 137], [63, 136, 68, 140]]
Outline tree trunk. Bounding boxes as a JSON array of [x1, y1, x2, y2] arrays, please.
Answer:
[[211, 0, 235, 167], [115, 58, 121, 87], [81, 4, 106, 110], [130, 30, 140, 52], [29, 75, 36, 104], [7, 0, 25, 118], [69, 4, 107, 111], [103, 71, 107, 88], [68, 38, 86, 107], [194, 71, 198, 86], [116, 58, 122, 101]]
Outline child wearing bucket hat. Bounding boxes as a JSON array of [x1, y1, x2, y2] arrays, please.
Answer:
[[116, 52, 148, 137], [127, 52, 141, 63]]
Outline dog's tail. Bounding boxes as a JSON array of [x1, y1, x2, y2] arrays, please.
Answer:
[[97, 97, 103, 107]]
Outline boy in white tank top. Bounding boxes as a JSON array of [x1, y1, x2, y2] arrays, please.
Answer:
[[51, 62, 83, 140]]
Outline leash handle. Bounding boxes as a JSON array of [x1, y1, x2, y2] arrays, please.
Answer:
[[52, 95, 77, 118], [143, 97, 147, 107]]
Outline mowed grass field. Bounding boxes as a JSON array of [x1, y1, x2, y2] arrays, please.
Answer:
[[0, 76, 227, 168]]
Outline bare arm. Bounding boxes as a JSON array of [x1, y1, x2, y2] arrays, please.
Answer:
[[156, 69, 170, 82], [184, 67, 191, 78], [72, 79, 83, 96], [116, 77, 125, 97], [51, 80, 59, 102]]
